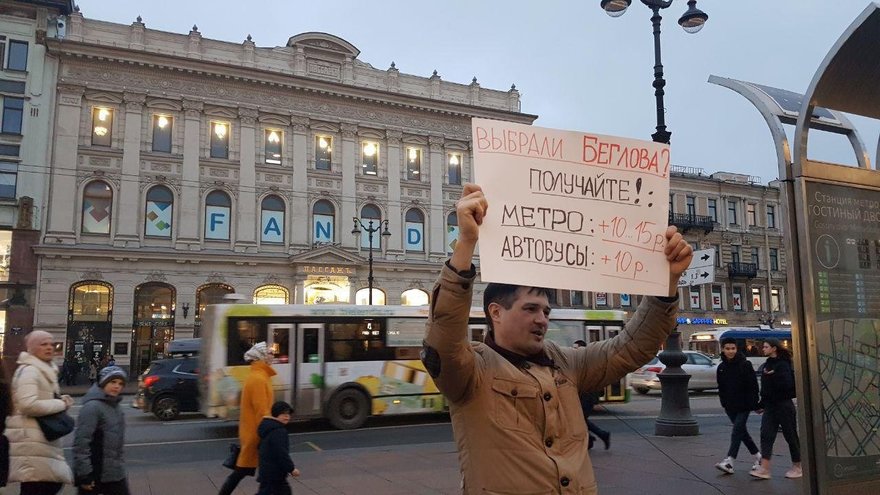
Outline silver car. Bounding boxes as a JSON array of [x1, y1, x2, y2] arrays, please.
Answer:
[[628, 350, 718, 394]]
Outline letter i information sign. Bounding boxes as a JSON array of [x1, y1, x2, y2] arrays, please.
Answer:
[[472, 119, 671, 296]]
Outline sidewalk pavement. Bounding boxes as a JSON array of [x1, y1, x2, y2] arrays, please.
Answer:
[[1, 411, 803, 495]]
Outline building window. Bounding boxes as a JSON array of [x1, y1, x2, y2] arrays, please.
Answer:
[[359, 204, 382, 249], [751, 287, 762, 312], [770, 248, 779, 271], [152, 115, 172, 152], [144, 185, 173, 237], [707, 198, 718, 222], [254, 285, 289, 305], [6, 39, 28, 71], [767, 205, 776, 228], [265, 130, 282, 165], [669, 195, 674, 213], [689, 286, 701, 309], [713, 244, 721, 267], [1, 97, 23, 134], [570, 291, 583, 306], [361, 141, 378, 175], [0, 36, 4, 68], [82, 180, 112, 234], [406, 147, 421, 180], [446, 212, 458, 253], [91, 107, 113, 147], [315, 136, 331, 170], [727, 200, 738, 225], [747, 203, 757, 226], [730, 245, 741, 264], [732, 286, 744, 311], [204, 190, 231, 240], [686, 196, 696, 217], [196, 283, 234, 323], [771, 288, 781, 312], [312, 200, 335, 244], [711, 286, 723, 310], [0, 161, 16, 199], [751, 247, 760, 270], [355, 288, 386, 305], [210, 122, 229, 158], [260, 195, 285, 243], [401, 288, 429, 306], [448, 153, 461, 185], [0, 230, 10, 282], [405, 208, 424, 252], [69, 281, 113, 322]]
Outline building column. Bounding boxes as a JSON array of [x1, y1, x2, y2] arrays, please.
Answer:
[[428, 136, 446, 255], [45, 85, 84, 244], [385, 131, 403, 253], [236, 107, 257, 252], [176, 99, 203, 250], [290, 117, 309, 250], [340, 123, 357, 249], [115, 92, 146, 247]]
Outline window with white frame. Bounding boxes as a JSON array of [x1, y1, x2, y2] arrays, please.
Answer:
[[91, 107, 113, 147], [210, 122, 229, 158], [1, 96, 23, 134], [3, 38, 28, 71], [315, 136, 332, 170], [448, 153, 461, 185], [0, 161, 16, 199], [406, 147, 421, 180], [265, 129, 282, 165], [361, 141, 378, 175], [152, 115, 172, 152]]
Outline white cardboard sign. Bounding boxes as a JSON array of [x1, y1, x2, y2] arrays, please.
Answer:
[[472, 119, 672, 296]]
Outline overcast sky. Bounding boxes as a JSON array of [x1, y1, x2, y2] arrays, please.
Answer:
[[75, 0, 880, 184]]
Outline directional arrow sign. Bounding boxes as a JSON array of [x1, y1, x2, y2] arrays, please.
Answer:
[[677, 248, 716, 287]]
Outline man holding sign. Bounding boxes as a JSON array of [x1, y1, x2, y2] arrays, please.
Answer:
[[421, 183, 692, 494]]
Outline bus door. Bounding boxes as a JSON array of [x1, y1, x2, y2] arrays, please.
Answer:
[[468, 324, 488, 343], [267, 324, 294, 405], [295, 324, 324, 416], [586, 324, 627, 402]]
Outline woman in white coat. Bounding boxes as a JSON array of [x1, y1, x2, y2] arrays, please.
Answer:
[[7, 331, 74, 495]]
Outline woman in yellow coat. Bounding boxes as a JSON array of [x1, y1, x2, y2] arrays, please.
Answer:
[[219, 342, 276, 495]]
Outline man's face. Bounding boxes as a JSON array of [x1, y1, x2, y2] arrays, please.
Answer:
[[721, 343, 738, 360], [103, 378, 125, 397], [32, 337, 55, 362], [490, 288, 550, 356]]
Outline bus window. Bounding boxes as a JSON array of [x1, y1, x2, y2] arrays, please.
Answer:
[[302, 328, 319, 363], [227, 319, 267, 366], [270, 327, 291, 364], [587, 327, 602, 343], [325, 321, 395, 362]]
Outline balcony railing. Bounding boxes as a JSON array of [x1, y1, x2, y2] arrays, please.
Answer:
[[728, 262, 758, 278], [668, 213, 715, 233]]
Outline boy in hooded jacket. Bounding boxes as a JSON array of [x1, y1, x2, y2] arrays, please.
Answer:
[[257, 401, 300, 495], [714, 337, 761, 474]]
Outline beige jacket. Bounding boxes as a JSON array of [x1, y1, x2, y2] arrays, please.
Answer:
[[6, 352, 74, 484], [423, 264, 677, 495]]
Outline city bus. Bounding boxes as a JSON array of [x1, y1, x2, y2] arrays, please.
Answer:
[[199, 303, 629, 429], [688, 327, 793, 367]]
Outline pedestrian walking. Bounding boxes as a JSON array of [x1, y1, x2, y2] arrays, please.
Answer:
[[73, 366, 130, 494], [573, 341, 610, 451], [714, 337, 761, 474], [1, 357, 12, 488], [218, 342, 276, 495], [750, 338, 802, 480], [88, 361, 98, 385], [6, 330, 75, 494], [421, 183, 692, 494], [256, 401, 300, 495]]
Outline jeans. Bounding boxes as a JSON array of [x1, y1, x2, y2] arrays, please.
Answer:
[[20, 482, 63, 495], [760, 399, 801, 463], [218, 467, 255, 495], [725, 409, 759, 459], [257, 481, 292, 495], [78, 479, 131, 495]]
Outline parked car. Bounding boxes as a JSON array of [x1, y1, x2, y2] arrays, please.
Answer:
[[628, 350, 718, 394], [134, 356, 199, 420]]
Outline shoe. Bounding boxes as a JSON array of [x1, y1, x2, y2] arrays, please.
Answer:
[[749, 467, 771, 480], [785, 466, 803, 479], [599, 431, 611, 450], [752, 453, 762, 471], [715, 457, 735, 475], [588, 435, 596, 450]]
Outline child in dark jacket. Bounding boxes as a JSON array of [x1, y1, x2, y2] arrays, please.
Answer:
[[257, 401, 300, 495]]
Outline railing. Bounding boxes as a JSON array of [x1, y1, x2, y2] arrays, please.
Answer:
[[727, 262, 758, 278], [670, 165, 705, 176], [668, 213, 715, 233]]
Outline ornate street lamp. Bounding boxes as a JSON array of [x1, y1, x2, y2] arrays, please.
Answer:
[[600, 0, 707, 437], [351, 218, 391, 305]]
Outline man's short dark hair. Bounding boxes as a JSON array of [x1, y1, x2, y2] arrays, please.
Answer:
[[720, 337, 737, 347], [483, 283, 553, 332], [271, 401, 293, 417], [574, 340, 587, 347]]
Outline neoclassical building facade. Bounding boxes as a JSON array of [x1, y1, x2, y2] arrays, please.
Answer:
[[36, 12, 533, 373]]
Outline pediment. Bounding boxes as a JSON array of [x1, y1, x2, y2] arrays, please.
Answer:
[[286, 32, 360, 59], [290, 245, 364, 265]]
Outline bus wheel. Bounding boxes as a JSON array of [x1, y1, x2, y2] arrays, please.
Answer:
[[327, 388, 370, 430]]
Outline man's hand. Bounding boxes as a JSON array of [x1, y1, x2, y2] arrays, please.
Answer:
[[450, 183, 488, 272], [664, 226, 693, 297]]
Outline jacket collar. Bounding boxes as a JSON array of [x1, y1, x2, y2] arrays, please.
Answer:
[[484, 332, 555, 368], [17, 351, 59, 383], [251, 360, 277, 377]]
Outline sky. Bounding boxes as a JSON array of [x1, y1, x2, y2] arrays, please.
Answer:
[[75, 0, 880, 184]]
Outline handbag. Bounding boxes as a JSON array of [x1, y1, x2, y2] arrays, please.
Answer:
[[222, 443, 241, 470], [36, 409, 75, 441]]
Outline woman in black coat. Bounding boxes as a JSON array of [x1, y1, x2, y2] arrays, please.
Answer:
[[750, 338, 801, 480], [714, 337, 760, 474]]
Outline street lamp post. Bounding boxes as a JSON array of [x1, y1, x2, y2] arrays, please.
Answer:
[[351, 218, 391, 305], [600, 0, 707, 437]]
